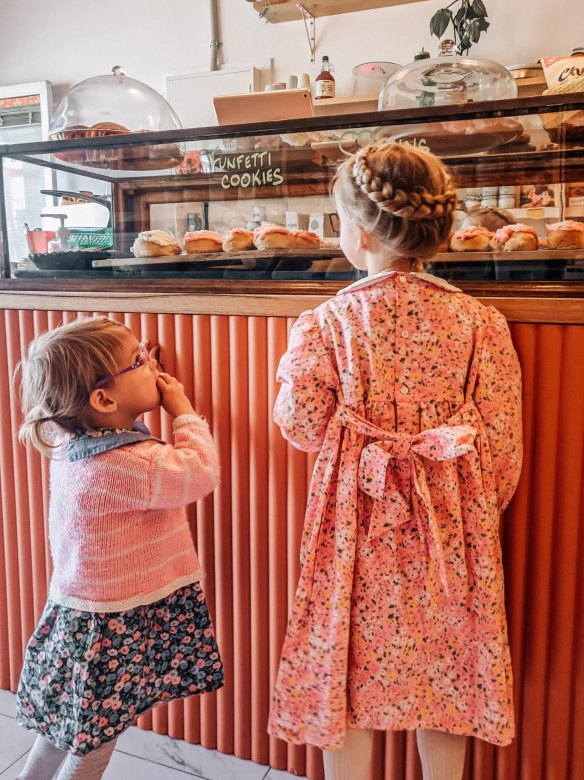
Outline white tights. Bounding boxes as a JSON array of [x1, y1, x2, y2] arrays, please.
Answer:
[[19, 735, 117, 780], [323, 728, 466, 780]]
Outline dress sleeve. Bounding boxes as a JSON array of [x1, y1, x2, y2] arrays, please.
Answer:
[[273, 309, 338, 452], [473, 307, 523, 513]]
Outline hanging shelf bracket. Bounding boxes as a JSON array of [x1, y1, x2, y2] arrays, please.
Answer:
[[296, 4, 316, 62]]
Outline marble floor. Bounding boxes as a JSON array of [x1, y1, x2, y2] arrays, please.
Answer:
[[0, 691, 306, 780]]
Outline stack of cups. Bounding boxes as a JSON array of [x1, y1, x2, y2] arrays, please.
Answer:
[[498, 186, 517, 210], [464, 187, 482, 211], [480, 187, 498, 208]]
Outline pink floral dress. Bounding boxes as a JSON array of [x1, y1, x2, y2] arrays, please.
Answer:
[[268, 271, 522, 750]]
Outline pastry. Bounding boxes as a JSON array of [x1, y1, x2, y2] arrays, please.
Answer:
[[491, 224, 539, 252], [545, 220, 584, 250], [184, 230, 224, 253], [222, 228, 255, 252], [291, 229, 321, 249], [450, 226, 493, 252], [131, 230, 181, 257], [253, 225, 294, 250]]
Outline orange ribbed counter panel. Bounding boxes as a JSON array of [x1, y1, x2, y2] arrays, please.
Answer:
[[0, 309, 582, 780]]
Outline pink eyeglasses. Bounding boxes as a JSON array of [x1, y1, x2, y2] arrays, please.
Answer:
[[93, 342, 151, 389]]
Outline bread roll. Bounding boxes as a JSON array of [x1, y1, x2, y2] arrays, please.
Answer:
[[291, 229, 321, 249], [131, 230, 181, 258], [545, 220, 584, 250], [222, 228, 255, 252], [184, 230, 224, 253], [253, 225, 295, 250], [450, 226, 493, 252], [491, 224, 539, 252]]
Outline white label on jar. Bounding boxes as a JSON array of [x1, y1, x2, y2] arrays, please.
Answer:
[[315, 79, 335, 98]]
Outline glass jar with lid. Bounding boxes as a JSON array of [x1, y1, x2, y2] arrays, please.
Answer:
[[49, 66, 184, 170], [378, 40, 517, 110]]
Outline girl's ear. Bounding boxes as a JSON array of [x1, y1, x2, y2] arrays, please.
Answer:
[[358, 225, 379, 251], [88, 388, 118, 415]]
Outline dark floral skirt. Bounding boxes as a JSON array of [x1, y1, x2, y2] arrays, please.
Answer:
[[16, 581, 223, 755]]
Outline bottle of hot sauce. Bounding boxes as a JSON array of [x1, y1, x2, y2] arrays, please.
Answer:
[[315, 56, 335, 100]]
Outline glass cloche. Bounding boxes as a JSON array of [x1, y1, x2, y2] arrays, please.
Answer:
[[49, 66, 184, 171], [378, 40, 517, 110]]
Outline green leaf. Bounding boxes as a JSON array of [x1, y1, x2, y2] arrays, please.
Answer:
[[477, 17, 490, 31], [454, 5, 466, 24], [472, 0, 488, 17], [469, 19, 481, 42], [430, 8, 452, 38]]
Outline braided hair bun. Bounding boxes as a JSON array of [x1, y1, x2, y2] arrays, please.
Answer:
[[352, 145, 457, 221], [333, 142, 457, 262]]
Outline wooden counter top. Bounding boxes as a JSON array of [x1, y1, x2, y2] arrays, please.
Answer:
[[1, 279, 583, 323]]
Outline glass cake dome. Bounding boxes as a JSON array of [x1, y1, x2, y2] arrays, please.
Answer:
[[378, 40, 517, 110], [49, 66, 184, 171], [50, 66, 182, 137]]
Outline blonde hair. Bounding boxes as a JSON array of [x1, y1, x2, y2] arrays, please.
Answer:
[[333, 142, 457, 262], [17, 317, 130, 458]]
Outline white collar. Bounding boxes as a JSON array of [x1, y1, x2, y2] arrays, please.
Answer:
[[337, 269, 461, 296]]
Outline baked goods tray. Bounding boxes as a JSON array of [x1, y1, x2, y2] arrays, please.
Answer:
[[435, 249, 584, 264], [92, 247, 344, 271]]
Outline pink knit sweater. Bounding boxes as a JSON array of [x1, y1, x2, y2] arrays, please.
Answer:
[[48, 415, 219, 612]]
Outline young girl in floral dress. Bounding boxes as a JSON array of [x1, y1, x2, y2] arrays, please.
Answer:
[[15, 317, 223, 780], [268, 143, 523, 780]]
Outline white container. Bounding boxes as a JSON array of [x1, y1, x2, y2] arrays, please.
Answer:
[[481, 197, 499, 208], [286, 211, 309, 231], [308, 212, 338, 238], [482, 186, 499, 197], [498, 196, 516, 209], [499, 185, 517, 195]]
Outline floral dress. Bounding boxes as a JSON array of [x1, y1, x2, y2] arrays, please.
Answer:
[[267, 271, 523, 750], [16, 426, 223, 755]]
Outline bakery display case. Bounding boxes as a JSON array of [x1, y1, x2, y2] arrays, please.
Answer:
[[1, 93, 584, 295]]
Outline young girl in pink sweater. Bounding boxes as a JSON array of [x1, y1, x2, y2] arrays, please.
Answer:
[[15, 317, 222, 780]]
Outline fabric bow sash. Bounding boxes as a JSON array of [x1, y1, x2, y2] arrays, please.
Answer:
[[305, 403, 480, 599]]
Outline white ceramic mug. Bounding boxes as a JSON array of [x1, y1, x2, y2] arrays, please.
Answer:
[[298, 73, 311, 90], [286, 75, 298, 90]]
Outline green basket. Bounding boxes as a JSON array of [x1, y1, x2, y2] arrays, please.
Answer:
[[69, 227, 113, 249]]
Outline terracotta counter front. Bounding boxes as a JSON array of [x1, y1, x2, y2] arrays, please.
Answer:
[[0, 288, 582, 780]]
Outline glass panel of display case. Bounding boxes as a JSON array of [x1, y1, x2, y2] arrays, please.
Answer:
[[1, 97, 583, 283]]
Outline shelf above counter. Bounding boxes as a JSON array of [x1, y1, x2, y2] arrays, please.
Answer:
[[252, 0, 428, 23]]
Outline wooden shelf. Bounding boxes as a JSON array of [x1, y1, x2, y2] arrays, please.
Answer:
[[313, 93, 379, 116], [515, 77, 547, 98], [252, 0, 427, 23]]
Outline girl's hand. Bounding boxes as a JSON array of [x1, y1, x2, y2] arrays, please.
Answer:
[[156, 373, 196, 418]]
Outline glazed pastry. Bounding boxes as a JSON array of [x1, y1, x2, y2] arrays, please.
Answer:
[[545, 220, 584, 250], [291, 229, 321, 249], [253, 225, 294, 250], [450, 226, 493, 252], [222, 228, 255, 252], [491, 224, 539, 252], [131, 230, 181, 257], [184, 230, 224, 253]]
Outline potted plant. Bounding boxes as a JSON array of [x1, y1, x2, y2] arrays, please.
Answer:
[[430, 0, 490, 56]]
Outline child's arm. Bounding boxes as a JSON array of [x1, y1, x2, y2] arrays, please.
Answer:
[[145, 415, 219, 509], [143, 373, 219, 509], [473, 307, 523, 513], [273, 310, 338, 451]]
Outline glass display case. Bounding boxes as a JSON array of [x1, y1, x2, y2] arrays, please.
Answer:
[[1, 93, 584, 292]]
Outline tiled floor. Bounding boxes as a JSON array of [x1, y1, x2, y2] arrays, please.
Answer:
[[0, 691, 306, 780]]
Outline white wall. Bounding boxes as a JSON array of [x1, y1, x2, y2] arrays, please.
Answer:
[[0, 0, 580, 113]]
